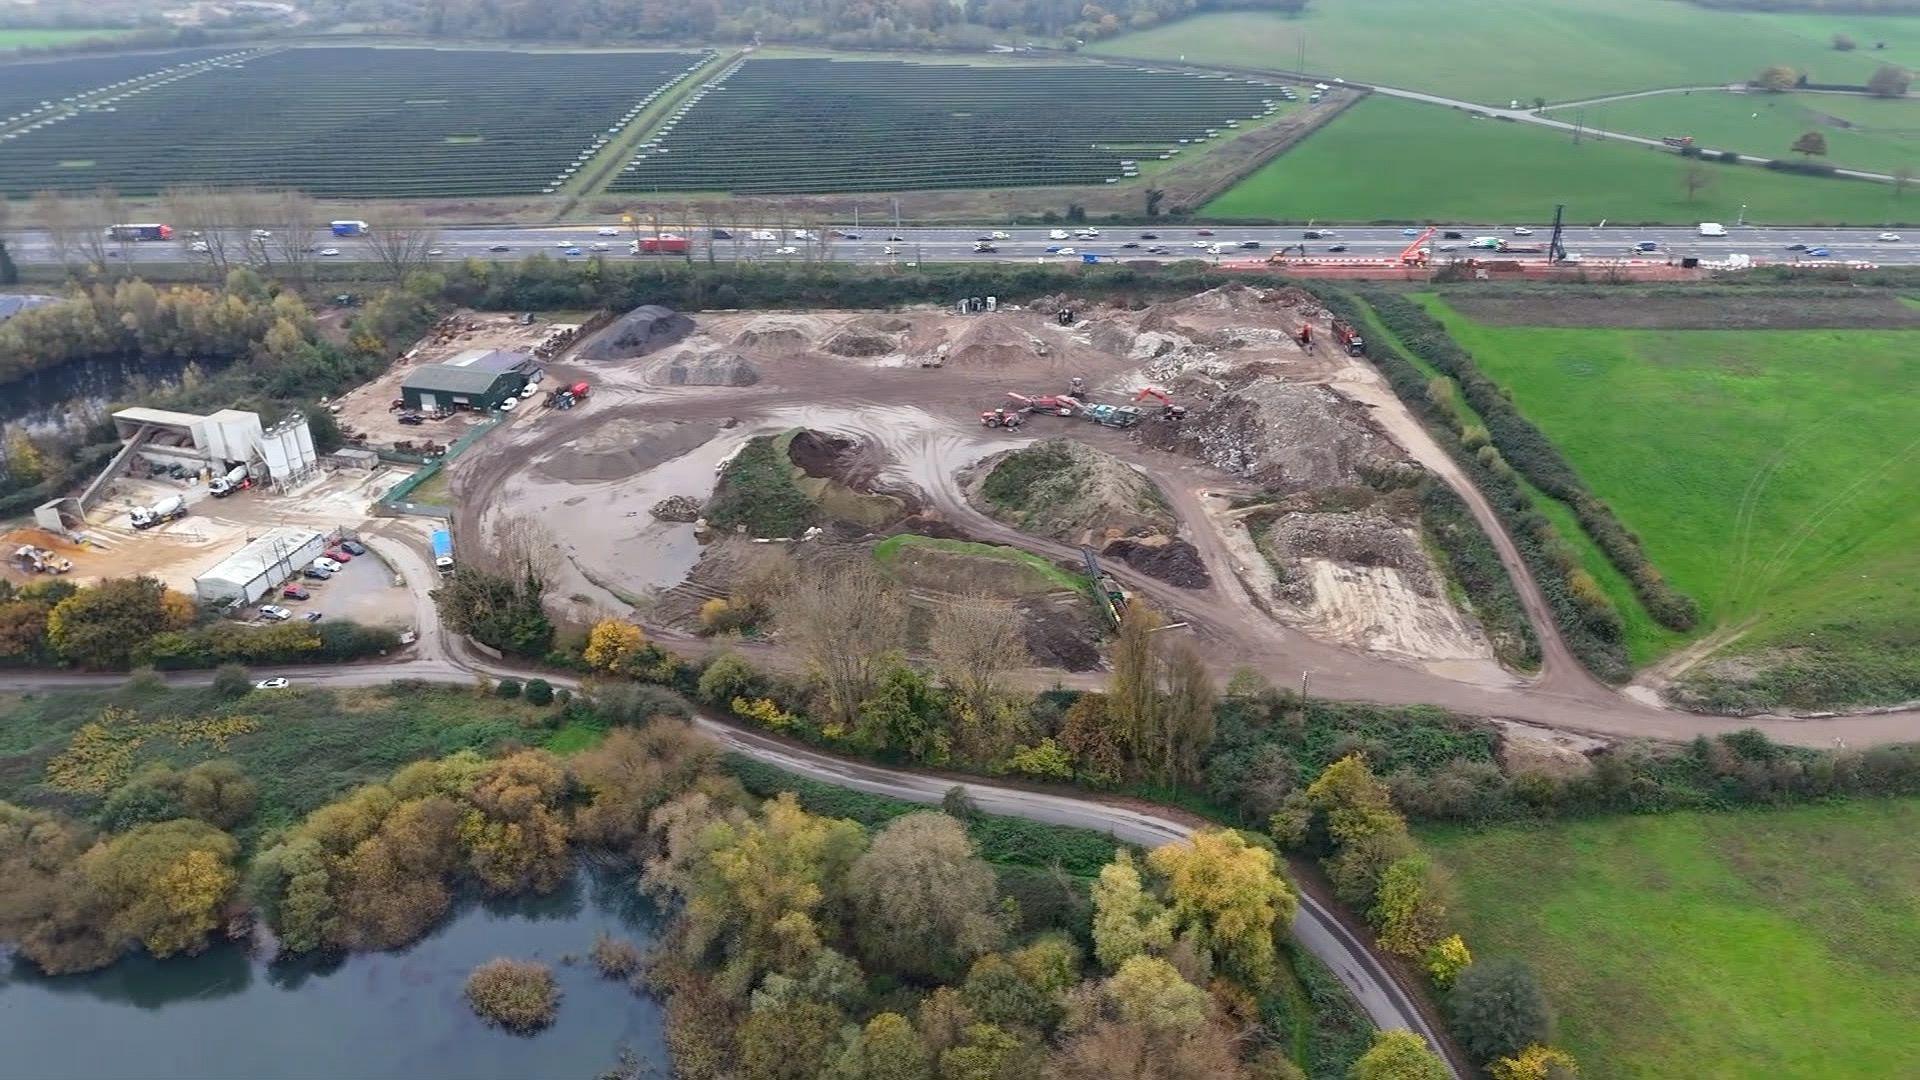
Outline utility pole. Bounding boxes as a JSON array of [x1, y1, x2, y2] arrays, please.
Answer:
[[1299, 669, 1310, 707]]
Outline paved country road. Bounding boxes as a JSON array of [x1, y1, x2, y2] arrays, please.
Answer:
[[0, 650, 1460, 1075]]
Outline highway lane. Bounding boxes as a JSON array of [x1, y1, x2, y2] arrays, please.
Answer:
[[9, 221, 1920, 267]]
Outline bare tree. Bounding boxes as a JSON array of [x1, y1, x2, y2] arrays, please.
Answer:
[[259, 189, 324, 285], [165, 185, 243, 280], [777, 562, 909, 729], [32, 189, 83, 271], [360, 211, 442, 283], [1156, 641, 1216, 787], [495, 514, 563, 587], [1108, 602, 1162, 769], [929, 592, 1028, 719], [1681, 163, 1714, 203]]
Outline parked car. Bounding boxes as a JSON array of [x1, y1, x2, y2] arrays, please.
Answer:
[[282, 585, 310, 600], [397, 412, 425, 425], [258, 605, 292, 621], [339, 540, 367, 556], [255, 677, 290, 690], [499, 397, 519, 411], [304, 612, 324, 623], [302, 566, 333, 581], [312, 557, 343, 574], [324, 547, 353, 563]]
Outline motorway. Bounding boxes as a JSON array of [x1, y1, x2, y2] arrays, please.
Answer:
[[10, 221, 1920, 267]]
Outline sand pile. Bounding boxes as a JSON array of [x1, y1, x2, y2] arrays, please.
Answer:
[[577, 305, 692, 361], [733, 317, 814, 351], [1268, 509, 1438, 601], [666, 351, 760, 387], [946, 318, 1051, 367]]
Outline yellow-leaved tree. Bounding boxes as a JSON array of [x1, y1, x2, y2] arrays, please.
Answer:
[[1489, 1044, 1580, 1080], [1145, 828, 1296, 987], [583, 618, 647, 674]]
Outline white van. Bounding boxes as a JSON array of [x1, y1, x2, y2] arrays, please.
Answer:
[[1698, 222, 1727, 237]]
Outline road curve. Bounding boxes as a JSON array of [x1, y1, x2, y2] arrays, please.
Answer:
[[0, 654, 1460, 1073]]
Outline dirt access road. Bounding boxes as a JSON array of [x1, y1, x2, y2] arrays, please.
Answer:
[[447, 298, 1918, 749]]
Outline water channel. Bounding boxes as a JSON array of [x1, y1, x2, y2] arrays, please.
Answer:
[[0, 864, 670, 1080]]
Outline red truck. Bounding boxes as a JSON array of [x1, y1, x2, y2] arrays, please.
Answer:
[[633, 235, 690, 255]]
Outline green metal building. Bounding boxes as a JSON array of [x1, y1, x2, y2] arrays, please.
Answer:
[[399, 365, 525, 412]]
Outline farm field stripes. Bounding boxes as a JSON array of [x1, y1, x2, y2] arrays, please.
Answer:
[[0, 47, 239, 128], [610, 57, 1285, 195], [0, 47, 711, 198]]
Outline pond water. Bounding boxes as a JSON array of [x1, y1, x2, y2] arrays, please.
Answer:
[[0, 354, 201, 433], [0, 863, 671, 1080]]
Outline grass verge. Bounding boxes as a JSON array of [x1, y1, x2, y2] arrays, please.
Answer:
[[1422, 798, 1920, 1078], [874, 534, 1089, 594]]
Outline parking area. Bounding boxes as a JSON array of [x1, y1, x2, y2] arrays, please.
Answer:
[[245, 537, 414, 629]]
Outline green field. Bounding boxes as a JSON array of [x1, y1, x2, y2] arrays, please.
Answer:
[[1423, 799, 1920, 1078], [0, 28, 129, 49], [1416, 295, 1920, 672], [1205, 95, 1916, 225], [1088, 1, 1920, 104], [1567, 90, 1920, 175]]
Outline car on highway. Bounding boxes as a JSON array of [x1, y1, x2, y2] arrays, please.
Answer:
[[282, 585, 310, 600], [887, 233, 905, 241], [251, 228, 272, 239], [190, 241, 210, 253], [1056, 247, 1077, 256], [426, 248, 444, 256], [563, 246, 583, 256], [489, 244, 511, 252], [711, 228, 733, 240], [1401, 227, 1420, 237], [1239, 240, 1261, 249], [1120, 241, 1140, 249], [1146, 245, 1171, 254], [989, 231, 1010, 240], [773, 246, 798, 255], [882, 245, 901, 255], [1328, 244, 1348, 252], [1048, 229, 1070, 240], [1195, 229, 1215, 236], [1806, 247, 1832, 257], [319, 247, 340, 257], [1139, 232, 1159, 240], [597, 226, 620, 236], [1878, 232, 1902, 242], [832, 230, 860, 239], [1785, 243, 1808, 251], [1512, 226, 1534, 236], [591, 242, 610, 251], [255, 677, 290, 690], [258, 605, 292, 621], [1634, 241, 1659, 253]]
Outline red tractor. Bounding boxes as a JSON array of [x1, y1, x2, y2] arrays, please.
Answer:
[[980, 408, 1024, 429]]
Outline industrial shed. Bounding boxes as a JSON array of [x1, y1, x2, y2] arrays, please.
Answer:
[[193, 527, 327, 605], [400, 364, 526, 413]]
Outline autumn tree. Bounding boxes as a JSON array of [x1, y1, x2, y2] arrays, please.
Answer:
[[1276, 754, 1416, 907], [1791, 130, 1829, 157], [361, 212, 443, 283], [84, 818, 239, 960], [939, 1023, 1041, 1080], [585, 619, 649, 673], [650, 791, 866, 999], [1867, 64, 1913, 98], [1146, 829, 1296, 987], [739, 999, 847, 1080], [1371, 853, 1450, 959], [1754, 65, 1798, 92], [46, 577, 195, 668], [1058, 693, 1123, 786], [0, 597, 53, 660], [0, 802, 118, 974], [571, 721, 719, 852], [1090, 850, 1173, 972], [848, 812, 1005, 980], [856, 663, 947, 760], [1448, 957, 1554, 1064], [1047, 956, 1241, 1080], [1349, 1030, 1451, 1080], [778, 562, 909, 731], [1157, 641, 1215, 786], [835, 1011, 935, 1080], [1107, 603, 1161, 768]]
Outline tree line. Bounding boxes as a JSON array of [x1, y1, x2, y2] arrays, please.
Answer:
[[297, 0, 1306, 50]]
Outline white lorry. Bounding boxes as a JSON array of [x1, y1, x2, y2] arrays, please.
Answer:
[[1697, 222, 1727, 237], [130, 494, 187, 530]]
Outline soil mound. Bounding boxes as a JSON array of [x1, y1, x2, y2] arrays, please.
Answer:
[[577, 305, 692, 362], [1269, 509, 1437, 599], [1102, 536, 1212, 589], [733, 318, 813, 351], [822, 326, 898, 357], [1141, 378, 1397, 490], [651, 495, 701, 522], [947, 318, 1050, 367], [967, 438, 1174, 543], [787, 430, 860, 480], [666, 352, 760, 386], [1020, 598, 1102, 671], [854, 314, 913, 333]]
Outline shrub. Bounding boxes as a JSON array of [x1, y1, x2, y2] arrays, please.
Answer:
[[495, 678, 523, 699], [210, 664, 252, 699], [590, 932, 644, 979], [1449, 956, 1553, 1064], [524, 678, 554, 706], [465, 958, 560, 1034], [697, 651, 761, 706]]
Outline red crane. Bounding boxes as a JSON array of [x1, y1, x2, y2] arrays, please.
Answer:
[[1400, 226, 1435, 266]]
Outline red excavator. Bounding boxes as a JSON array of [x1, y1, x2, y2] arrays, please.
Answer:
[[1133, 386, 1188, 421]]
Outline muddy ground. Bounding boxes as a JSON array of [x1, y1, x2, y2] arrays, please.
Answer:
[[446, 285, 1501, 673]]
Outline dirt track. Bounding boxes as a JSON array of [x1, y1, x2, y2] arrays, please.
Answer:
[[448, 297, 1920, 749]]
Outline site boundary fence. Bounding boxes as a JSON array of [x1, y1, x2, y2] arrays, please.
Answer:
[[374, 416, 501, 519]]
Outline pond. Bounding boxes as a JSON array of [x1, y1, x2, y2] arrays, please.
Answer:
[[0, 863, 671, 1080], [0, 354, 203, 434]]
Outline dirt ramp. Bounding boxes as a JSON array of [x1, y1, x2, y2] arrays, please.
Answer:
[[946, 318, 1054, 368], [577, 305, 692, 362]]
